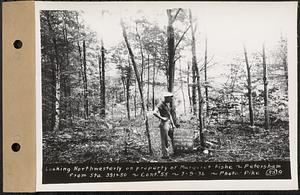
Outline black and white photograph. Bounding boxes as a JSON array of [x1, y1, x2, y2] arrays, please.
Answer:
[[37, 1, 297, 190]]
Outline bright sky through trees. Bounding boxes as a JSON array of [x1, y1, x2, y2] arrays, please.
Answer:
[[82, 2, 293, 58]]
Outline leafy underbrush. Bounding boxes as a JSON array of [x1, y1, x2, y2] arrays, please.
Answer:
[[43, 115, 290, 163]]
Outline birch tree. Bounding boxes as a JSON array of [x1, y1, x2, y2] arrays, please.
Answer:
[[189, 9, 204, 147]]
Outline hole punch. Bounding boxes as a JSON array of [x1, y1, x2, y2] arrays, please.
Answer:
[[11, 143, 21, 152], [13, 40, 23, 49]]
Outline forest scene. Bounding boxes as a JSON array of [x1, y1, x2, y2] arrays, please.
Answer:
[[41, 5, 290, 164]]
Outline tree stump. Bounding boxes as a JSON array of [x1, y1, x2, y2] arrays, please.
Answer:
[[173, 128, 194, 154]]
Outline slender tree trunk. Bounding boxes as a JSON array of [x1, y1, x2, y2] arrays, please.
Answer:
[[187, 62, 192, 113], [62, 13, 73, 127], [46, 12, 61, 131], [243, 45, 254, 126], [179, 60, 186, 114], [189, 9, 204, 147], [76, 13, 84, 119], [53, 52, 61, 131], [98, 53, 102, 112], [147, 55, 150, 110], [152, 54, 156, 111], [126, 76, 131, 120], [126, 59, 131, 120], [262, 44, 269, 130], [83, 40, 89, 119], [121, 21, 153, 155], [100, 44, 106, 118], [240, 94, 244, 123], [48, 55, 56, 131], [121, 75, 126, 102], [192, 58, 197, 115], [204, 37, 209, 117], [134, 81, 137, 117]]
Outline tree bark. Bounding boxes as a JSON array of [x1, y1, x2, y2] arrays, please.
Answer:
[[179, 60, 186, 114], [134, 81, 137, 117], [121, 20, 153, 155], [147, 54, 150, 110], [189, 9, 204, 147], [167, 9, 175, 93], [126, 77, 131, 120], [100, 44, 106, 118], [152, 54, 156, 111], [126, 59, 131, 120], [166, 9, 179, 126], [192, 56, 197, 115], [62, 14, 73, 127], [204, 37, 209, 117], [243, 45, 254, 126], [83, 40, 89, 119], [187, 62, 192, 113], [98, 53, 102, 111], [75, 13, 84, 119], [50, 55, 56, 130], [262, 44, 269, 130], [46, 12, 61, 131]]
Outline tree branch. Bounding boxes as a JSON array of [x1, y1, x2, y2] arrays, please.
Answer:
[[174, 24, 191, 51], [172, 8, 182, 23]]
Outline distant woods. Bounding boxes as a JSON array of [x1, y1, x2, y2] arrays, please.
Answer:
[[41, 9, 289, 154]]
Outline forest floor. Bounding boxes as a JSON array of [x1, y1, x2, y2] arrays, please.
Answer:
[[43, 113, 290, 163]]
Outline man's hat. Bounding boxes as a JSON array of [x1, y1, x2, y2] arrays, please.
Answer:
[[163, 92, 174, 97]]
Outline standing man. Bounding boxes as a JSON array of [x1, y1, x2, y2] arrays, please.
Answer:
[[153, 92, 180, 158]]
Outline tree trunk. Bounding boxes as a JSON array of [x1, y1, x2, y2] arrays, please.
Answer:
[[121, 21, 153, 155], [126, 59, 131, 120], [187, 62, 192, 113], [134, 81, 137, 117], [189, 9, 204, 147], [76, 13, 84, 119], [152, 54, 156, 111], [262, 44, 269, 130], [179, 60, 186, 114], [166, 9, 179, 126], [147, 55, 150, 110], [48, 54, 56, 131], [192, 58, 197, 115], [100, 44, 106, 118], [204, 37, 209, 117], [46, 12, 61, 131], [126, 76, 131, 120], [121, 74, 126, 102], [167, 9, 175, 93], [62, 13, 73, 127], [243, 45, 254, 126], [83, 40, 89, 119], [98, 53, 102, 112]]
